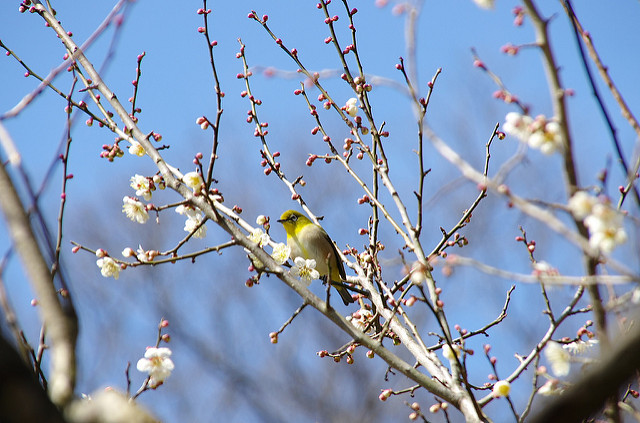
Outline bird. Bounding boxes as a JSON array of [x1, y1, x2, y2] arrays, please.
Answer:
[[278, 210, 355, 305]]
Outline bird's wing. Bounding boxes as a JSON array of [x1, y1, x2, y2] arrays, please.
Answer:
[[324, 230, 346, 281]]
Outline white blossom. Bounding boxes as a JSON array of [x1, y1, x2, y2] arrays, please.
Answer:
[[492, 380, 511, 398], [538, 379, 564, 396], [410, 261, 427, 285], [569, 193, 627, 254], [290, 257, 320, 281], [528, 120, 562, 155], [122, 247, 136, 258], [130, 174, 153, 201], [544, 342, 570, 377], [588, 228, 627, 254], [249, 228, 270, 248], [473, 0, 494, 9], [152, 174, 166, 190], [175, 204, 199, 219], [563, 339, 599, 355], [503, 112, 533, 142], [136, 245, 158, 262], [96, 256, 120, 279], [442, 344, 461, 362], [184, 214, 207, 239], [271, 243, 291, 265], [345, 97, 358, 117], [347, 308, 374, 332], [584, 202, 627, 253], [182, 171, 203, 193], [128, 141, 145, 157], [256, 215, 268, 226], [532, 261, 558, 277], [122, 196, 149, 224], [175, 205, 207, 238], [503, 113, 563, 155], [136, 347, 174, 387], [568, 191, 597, 220]]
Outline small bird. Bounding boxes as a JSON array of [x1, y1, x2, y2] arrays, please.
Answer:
[[278, 210, 355, 305]]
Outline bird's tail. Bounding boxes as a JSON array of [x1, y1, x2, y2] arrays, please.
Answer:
[[332, 282, 355, 305]]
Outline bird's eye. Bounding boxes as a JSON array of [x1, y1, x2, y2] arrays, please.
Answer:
[[290, 215, 297, 222]]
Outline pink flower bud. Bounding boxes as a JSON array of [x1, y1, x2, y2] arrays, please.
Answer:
[[379, 389, 392, 401]]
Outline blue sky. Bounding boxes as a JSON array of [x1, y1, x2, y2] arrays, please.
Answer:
[[1, 1, 639, 421]]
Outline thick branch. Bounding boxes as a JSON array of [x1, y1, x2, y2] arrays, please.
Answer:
[[529, 314, 640, 422], [0, 130, 77, 406]]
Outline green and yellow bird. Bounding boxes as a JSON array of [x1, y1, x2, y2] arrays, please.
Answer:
[[278, 210, 355, 305]]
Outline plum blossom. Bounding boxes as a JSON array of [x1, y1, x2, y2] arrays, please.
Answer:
[[563, 339, 598, 355], [568, 192, 627, 253], [246, 242, 290, 270], [182, 171, 203, 193], [492, 380, 511, 398], [176, 205, 207, 238], [473, 0, 495, 9], [538, 379, 565, 396], [184, 213, 207, 239], [347, 308, 374, 332], [503, 112, 563, 155], [345, 97, 358, 117], [584, 202, 627, 253], [528, 119, 562, 155], [249, 228, 270, 248], [409, 261, 428, 285], [122, 247, 136, 258], [122, 196, 149, 224], [567, 191, 597, 220], [442, 343, 462, 362], [271, 243, 291, 265], [152, 174, 166, 190], [136, 347, 174, 388], [128, 141, 145, 157], [532, 261, 560, 278], [136, 245, 158, 262], [175, 204, 199, 219], [503, 112, 533, 142], [96, 256, 119, 279], [544, 342, 570, 377], [290, 257, 319, 281], [130, 174, 153, 201]]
